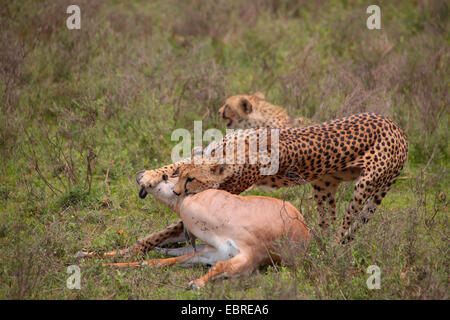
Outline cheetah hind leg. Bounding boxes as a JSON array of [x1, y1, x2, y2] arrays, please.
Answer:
[[345, 183, 393, 241], [337, 173, 395, 244]]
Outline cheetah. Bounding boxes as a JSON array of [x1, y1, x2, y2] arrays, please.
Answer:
[[118, 113, 407, 255], [219, 92, 313, 129], [163, 112, 408, 243], [80, 113, 406, 258]]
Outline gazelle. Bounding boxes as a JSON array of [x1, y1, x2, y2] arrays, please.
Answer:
[[105, 174, 310, 289]]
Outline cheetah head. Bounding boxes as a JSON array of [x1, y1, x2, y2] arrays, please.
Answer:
[[173, 162, 230, 196], [218, 92, 265, 129]]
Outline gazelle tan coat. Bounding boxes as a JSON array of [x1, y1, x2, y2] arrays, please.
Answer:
[[107, 178, 310, 289]]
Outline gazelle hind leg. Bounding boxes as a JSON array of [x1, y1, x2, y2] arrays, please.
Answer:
[[189, 254, 253, 290], [104, 245, 217, 268], [75, 247, 131, 259], [155, 244, 207, 257]]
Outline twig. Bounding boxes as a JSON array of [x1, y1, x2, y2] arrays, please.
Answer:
[[33, 160, 62, 196], [330, 272, 347, 300], [420, 144, 438, 176], [104, 161, 111, 196]]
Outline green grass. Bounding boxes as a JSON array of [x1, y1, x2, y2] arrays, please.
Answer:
[[0, 0, 448, 299]]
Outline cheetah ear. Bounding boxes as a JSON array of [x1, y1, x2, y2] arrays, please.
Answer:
[[210, 163, 226, 175], [253, 92, 265, 100], [240, 98, 253, 114]]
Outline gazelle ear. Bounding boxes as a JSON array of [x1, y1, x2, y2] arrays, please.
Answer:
[[253, 92, 265, 100], [210, 163, 226, 175], [240, 98, 253, 114]]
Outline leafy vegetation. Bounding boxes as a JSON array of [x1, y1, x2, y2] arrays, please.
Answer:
[[0, 0, 448, 299]]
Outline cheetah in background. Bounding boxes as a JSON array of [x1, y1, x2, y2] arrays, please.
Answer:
[[219, 92, 313, 129]]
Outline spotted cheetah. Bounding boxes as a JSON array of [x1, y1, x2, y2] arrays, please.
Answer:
[[165, 113, 408, 243], [133, 114, 406, 253], [83, 112, 406, 258], [219, 92, 313, 129]]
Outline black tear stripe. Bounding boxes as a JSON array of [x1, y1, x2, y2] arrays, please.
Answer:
[[139, 187, 148, 199]]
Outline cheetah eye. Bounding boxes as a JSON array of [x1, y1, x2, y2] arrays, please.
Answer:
[[186, 177, 194, 183]]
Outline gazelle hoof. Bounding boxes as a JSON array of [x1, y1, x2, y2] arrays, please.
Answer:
[[187, 280, 204, 291], [74, 250, 93, 259]]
